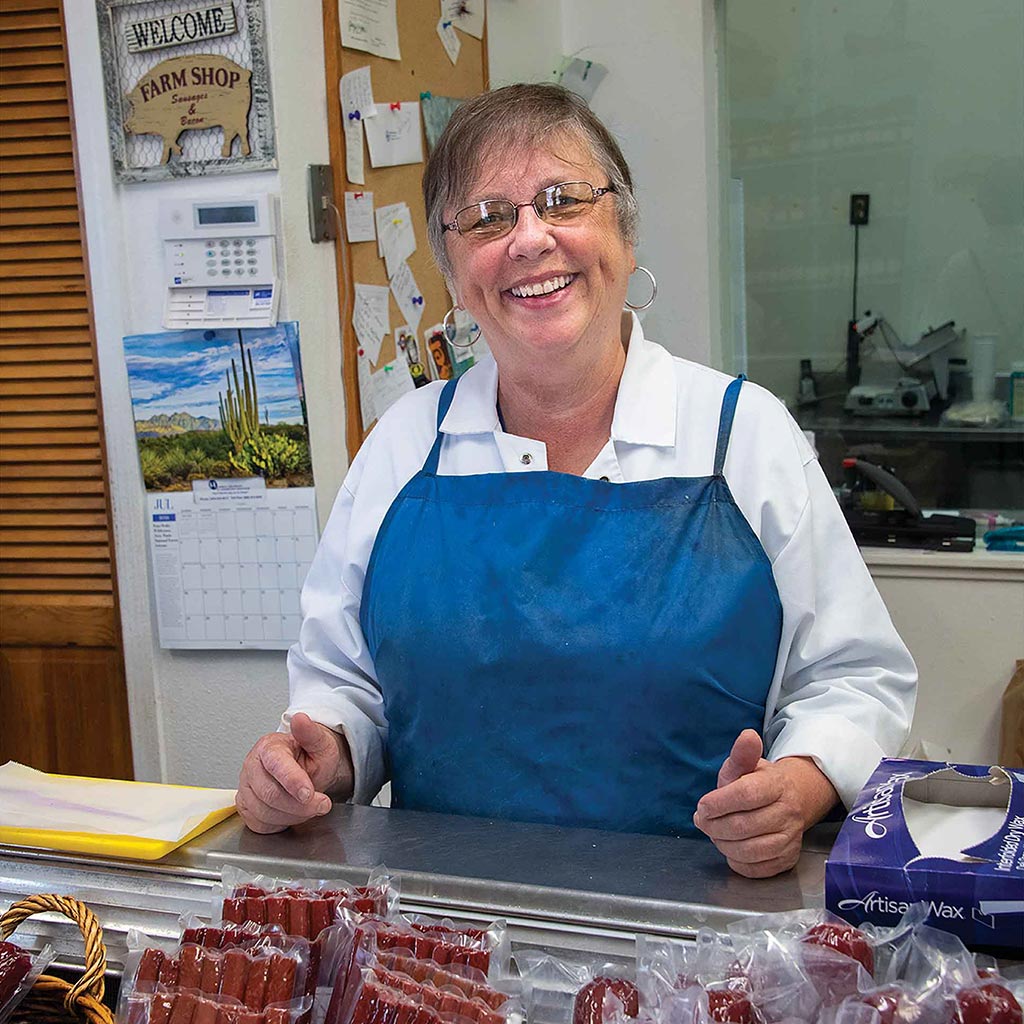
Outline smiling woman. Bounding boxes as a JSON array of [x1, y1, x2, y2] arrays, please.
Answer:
[[236, 84, 917, 880]]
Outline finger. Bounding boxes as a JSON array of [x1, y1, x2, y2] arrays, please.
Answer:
[[290, 713, 341, 763], [726, 850, 800, 879], [247, 758, 331, 817], [697, 803, 792, 842], [710, 831, 797, 864], [696, 770, 782, 823], [236, 784, 328, 830], [235, 790, 289, 834], [258, 735, 319, 803], [717, 729, 764, 788]]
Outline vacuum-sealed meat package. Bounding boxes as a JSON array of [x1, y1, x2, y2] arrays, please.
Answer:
[[0, 937, 55, 1022]]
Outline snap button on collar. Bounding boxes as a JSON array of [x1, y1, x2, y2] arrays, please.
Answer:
[[520, 453, 533, 465]]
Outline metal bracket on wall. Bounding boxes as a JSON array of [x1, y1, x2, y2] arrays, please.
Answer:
[[307, 164, 336, 243]]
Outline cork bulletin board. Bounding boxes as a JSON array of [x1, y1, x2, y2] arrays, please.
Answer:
[[321, 2, 489, 458]]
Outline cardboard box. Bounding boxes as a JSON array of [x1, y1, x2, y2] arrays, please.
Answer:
[[825, 758, 1024, 951]]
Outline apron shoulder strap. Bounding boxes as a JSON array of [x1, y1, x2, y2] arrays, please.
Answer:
[[422, 377, 460, 475], [713, 374, 746, 476]]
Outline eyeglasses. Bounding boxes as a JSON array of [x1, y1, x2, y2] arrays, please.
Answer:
[[441, 181, 616, 241]]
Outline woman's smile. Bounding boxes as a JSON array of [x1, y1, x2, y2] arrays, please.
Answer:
[[505, 272, 578, 303]]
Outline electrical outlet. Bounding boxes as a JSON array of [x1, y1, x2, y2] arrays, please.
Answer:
[[850, 193, 870, 226], [307, 164, 336, 242]]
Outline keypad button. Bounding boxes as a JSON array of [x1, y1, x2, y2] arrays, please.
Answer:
[[234, 258, 244, 265], [248, 267, 258, 275], [247, 257, 257, 264], [221, 269, 231, 275], [232, 238, 243, 245], [205, 239, 216, 247], [206, 259, 216, 267], [207, 269, 218, 276], [235, 268, 244, 275]]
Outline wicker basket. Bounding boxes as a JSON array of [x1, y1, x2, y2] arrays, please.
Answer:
[[1, 894, 115, 1024]]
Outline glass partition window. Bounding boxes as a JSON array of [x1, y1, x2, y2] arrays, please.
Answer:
[[721, 0, 1023, 517]]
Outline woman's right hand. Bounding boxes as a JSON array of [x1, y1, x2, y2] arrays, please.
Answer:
[[236, 713, 355, 833]]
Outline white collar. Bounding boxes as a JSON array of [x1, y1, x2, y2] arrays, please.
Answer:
[[439, 313, 677, 449]]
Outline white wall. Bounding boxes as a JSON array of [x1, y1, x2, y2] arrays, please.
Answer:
[[65, 1, 346, 786]]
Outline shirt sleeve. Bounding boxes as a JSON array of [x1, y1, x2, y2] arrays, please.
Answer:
[[762, 453, 919, 809], [284, 454, 389, 805]]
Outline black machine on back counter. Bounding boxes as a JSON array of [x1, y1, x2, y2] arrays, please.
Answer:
[[839, 457, 976, 551]]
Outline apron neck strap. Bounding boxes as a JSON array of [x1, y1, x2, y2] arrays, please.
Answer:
[[713, 374, 746, 476], [422, 377, 460, 475]]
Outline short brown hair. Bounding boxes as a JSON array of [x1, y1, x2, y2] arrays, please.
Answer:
[[422, 83, 639, 279]]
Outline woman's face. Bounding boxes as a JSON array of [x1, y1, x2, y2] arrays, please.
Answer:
[[443, 138, 635, 369]]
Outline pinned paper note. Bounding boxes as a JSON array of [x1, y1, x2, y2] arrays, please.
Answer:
[[441, 0, 484, 39], [353, 283, 391, 364], [436, 18, 461, 64], [389, 261, 425, 333], [371, 357, 415, 418], [340, 0, 401, 61], [344, 191, 376, 243], [356, 348, 376, 430], [396, 325, 430, 388], [375, 202, 416, 279], [557, 57, 608, 103], [365, 102, 424, 168], [340, 66, 377, 121], [421, 94, 463, 152], [344, 116, 365, 184]]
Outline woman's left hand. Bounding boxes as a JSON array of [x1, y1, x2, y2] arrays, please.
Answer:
[[692, 729, 838, 878]]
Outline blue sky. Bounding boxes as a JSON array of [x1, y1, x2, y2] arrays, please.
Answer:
[[123, 323, 305, 427]]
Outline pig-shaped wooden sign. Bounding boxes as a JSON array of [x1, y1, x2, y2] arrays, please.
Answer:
[[123, 54, 252, 164]]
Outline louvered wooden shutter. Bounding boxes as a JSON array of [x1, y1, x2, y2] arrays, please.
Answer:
[[1, 2, 132, 777]]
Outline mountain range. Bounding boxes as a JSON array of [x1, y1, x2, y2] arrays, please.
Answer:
[[135, 411, 219, 436]]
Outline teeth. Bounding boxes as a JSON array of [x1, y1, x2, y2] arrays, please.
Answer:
[[510, 274, 573, 298]]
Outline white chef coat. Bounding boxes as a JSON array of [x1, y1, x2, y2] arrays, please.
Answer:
[[287, 314, 917, 811]]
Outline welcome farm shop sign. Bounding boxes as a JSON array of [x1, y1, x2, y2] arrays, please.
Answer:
[[97, 0, 276, 182]]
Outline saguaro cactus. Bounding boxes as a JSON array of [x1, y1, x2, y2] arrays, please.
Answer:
[[218, 334, 260, 448]]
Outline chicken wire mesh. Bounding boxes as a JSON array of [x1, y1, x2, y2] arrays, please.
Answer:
[[97, 0, 276, 181]]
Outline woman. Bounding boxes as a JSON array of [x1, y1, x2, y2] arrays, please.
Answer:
[[237, 84, 916, 878]]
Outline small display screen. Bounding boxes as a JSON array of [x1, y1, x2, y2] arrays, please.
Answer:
[[196, 204, 257, 225]]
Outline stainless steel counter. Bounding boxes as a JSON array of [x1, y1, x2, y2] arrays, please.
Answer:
[[0, 804, 837, 973]]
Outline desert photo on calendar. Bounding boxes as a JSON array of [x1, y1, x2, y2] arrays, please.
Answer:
[[123, 322, 313, 492]]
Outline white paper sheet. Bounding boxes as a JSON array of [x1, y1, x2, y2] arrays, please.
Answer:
[[340, 0, 400, 61], [371, 357, 415, 418], [345, 191, 376, 243], [441, 0, 484, 39], [357, 348, 376, 429], [903, 798, 1007, 861], [558, 57, 608, 102], [436, 17, 461, 64], [375, 201, 416, 280], [353, 282, 391, 364], [389, 261, 425, 334], [344, 115, 365, 184], [147, 487, 316, 650], [340, 66, 377, 121], [365, 102, 424, 168], [0, 761, 236, 842]]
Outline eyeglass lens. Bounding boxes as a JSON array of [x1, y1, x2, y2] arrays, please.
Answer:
[[454, 182, 599, 238]]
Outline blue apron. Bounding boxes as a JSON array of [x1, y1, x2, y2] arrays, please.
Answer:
[[360, 374, 783, 836]]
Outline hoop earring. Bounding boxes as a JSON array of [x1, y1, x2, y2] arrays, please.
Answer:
[[624, 266, 657, 311], [443, 305, 480, 349]]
